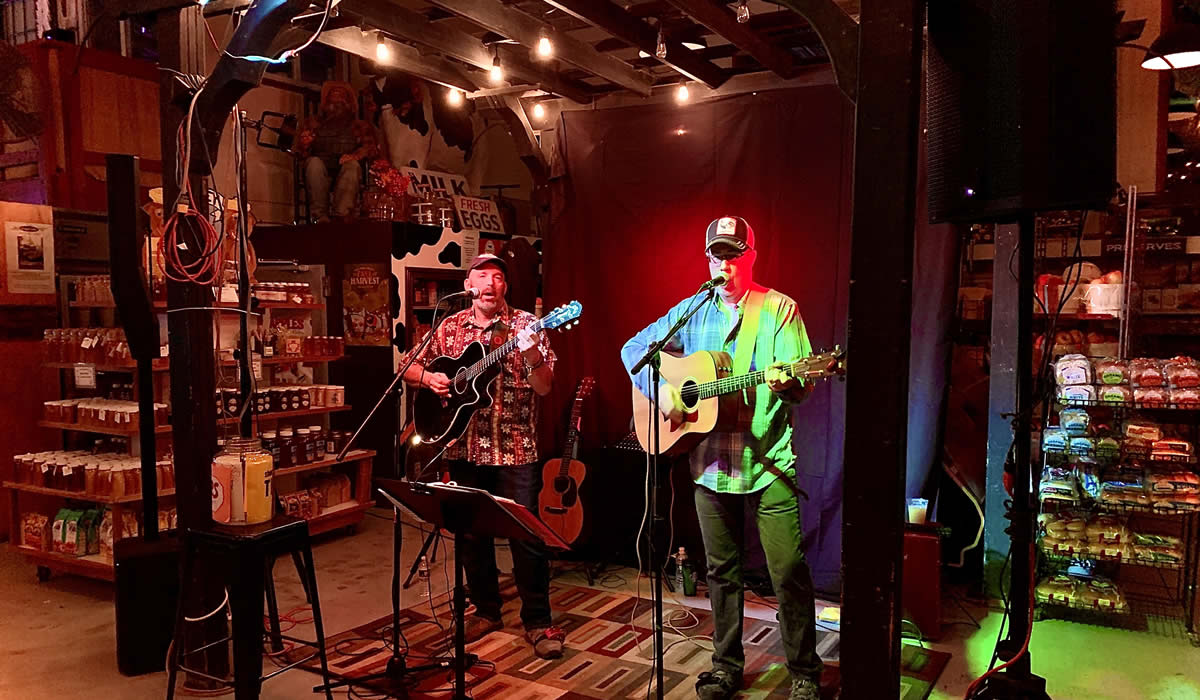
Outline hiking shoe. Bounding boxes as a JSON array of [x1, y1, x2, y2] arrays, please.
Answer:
[[696, 669, 742, 700], [789, 676, 821, 700], [526, 625, 566, 659]]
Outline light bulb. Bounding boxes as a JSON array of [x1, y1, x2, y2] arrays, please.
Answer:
[[490, 55, 503, 83], [447, 89, 463, 106], [655, 27, 667, 59], [676, 84, 689, 103], [532, 102, 546, 119], [376, 34, 389, 61], [537, 35, 553, 58]]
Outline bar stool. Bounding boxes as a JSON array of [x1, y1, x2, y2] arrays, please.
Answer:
[[165, 515, 334, 700]]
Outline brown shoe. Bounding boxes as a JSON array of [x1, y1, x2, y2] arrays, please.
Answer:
[[526, 625, 566, 659], [461, 614, 503, 643]]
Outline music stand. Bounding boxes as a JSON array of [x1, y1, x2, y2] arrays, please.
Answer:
[[376, 478, 569, 699]]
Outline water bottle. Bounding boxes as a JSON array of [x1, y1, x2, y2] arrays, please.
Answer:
[[418, 555, 430, 598], [676, 547, 697, 596]]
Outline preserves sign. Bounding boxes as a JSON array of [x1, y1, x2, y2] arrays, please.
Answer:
[[452, 195, 506, 236]]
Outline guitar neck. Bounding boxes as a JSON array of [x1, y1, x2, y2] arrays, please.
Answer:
[[465, 318, 547, 380], [683, 359, 815, 401]]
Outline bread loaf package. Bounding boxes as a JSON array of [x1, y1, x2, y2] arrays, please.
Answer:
[[1055, 354, 1093, 386]]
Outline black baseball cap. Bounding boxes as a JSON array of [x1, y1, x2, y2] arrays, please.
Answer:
[[468, 253, 507, 273], [705, 216, 756, 252]]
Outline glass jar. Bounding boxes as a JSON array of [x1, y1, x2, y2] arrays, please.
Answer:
[[288, 387, 303, 412], [307, 425, 323, 461], [291, 427, 307, 465], [278, 428, 296, 469], [261, 431, 278, 464], [110, 465, 127, 499], [211, 436, 274, 525], [299, 387, 312, 411], [311, 385, 326, 409]]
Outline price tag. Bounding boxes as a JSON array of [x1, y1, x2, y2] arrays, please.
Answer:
[[74, 364, 97, 389], [253, 357, 263, 381]]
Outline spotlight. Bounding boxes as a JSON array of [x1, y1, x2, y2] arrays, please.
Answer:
[[532, 102, 546, 119], [676, 84, 689, 103], [736, 0, 750, 23], [447, 89, 463, 106], [376, 33, 389, 61], [1142, 23, 1200, 71], [537, 35, 553, 58]]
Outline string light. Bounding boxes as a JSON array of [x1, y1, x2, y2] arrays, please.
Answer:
[[537, 35, 553, 58], [736, 0, 750, 23], [376, 33, 389, 61], [490, 48, 504, 82], [676, 83, 689, 103], [447, 89, 463, 106], [532, 102, 546, 119]]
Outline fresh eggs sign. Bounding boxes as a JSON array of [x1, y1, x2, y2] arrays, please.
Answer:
[[452, 195, 506, 236]]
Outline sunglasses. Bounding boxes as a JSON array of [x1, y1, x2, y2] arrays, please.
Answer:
[[706, 248, 749, 263]]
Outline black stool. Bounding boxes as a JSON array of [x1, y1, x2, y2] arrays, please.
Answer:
[[166, 515, 334, 700]]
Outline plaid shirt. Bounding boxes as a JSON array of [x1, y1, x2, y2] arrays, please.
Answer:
[[403, 304, 556, 466], [621, 288, 812, 494]]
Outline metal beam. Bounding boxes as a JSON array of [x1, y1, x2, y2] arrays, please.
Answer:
[[341, 0, 593, 103], [662, 0, 796, 79], [318, 27, 480, 91], [772, 0, 858, 101], [540, 0, 728, 88], [840, 0, 922, 696], [424, 0, 653, 96]]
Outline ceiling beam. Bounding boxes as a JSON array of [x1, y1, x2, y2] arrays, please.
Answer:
[[318, 27, 480, 92], [631, 41, 739, 67], [341, 0, 594, 103], [423, 0, 653, 96], [662, 0, 795, 78], [540, 0, 728, 87], [479, 95, 548, 183]]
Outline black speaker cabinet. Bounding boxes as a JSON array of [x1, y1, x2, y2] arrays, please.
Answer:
[[926, 1, 1116, 223]]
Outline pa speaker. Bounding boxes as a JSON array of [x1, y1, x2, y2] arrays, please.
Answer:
[[926, 1, 1117, 223]]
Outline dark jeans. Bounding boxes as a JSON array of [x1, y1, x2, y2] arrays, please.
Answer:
[[694, 477, 822, 684], [448, 460, 552, 629]]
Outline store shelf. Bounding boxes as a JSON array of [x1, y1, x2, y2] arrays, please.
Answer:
[[1057, 398, 1200, 411], [273, 449, 376, 478], [150, 300, 325, 311], [306, 500, 372, 536], [1041, 497, 1200, 517], [3, 481, 176, 504], [1040, 547, 1184, 571], [219, 404, 352, 425], [37, 420, 173, 436], [11, 547, 114, 581], [221, 354, 344, 367], [44, 359, 170, 373], [68, 301, 117, 309]]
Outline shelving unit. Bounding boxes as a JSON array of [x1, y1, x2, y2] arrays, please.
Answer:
[[9, 270, 372, 582]]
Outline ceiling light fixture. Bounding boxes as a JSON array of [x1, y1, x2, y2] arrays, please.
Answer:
[[490, 48, 504, 83], [676, 83, 689, 103], [532, 102, 546, 119], [447, 89, 463, 106], [656, 26, 668, 59], [736, 0, 750, 24], [376, 33, 389, 61], [537, 34, 553, 58], [1142, 22, 1200, 70]]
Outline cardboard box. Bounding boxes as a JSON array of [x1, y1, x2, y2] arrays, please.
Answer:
[[1162, 288, 1181, 311], [1144, 289, 1163, 311]]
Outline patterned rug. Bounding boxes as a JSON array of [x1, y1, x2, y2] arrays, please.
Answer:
[[290, 579, 945, 699]]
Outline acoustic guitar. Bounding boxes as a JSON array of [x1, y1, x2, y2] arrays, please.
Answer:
[[538, 377, 595, 545], [413, 301, 583, 446], [631, 347, 846, 455]]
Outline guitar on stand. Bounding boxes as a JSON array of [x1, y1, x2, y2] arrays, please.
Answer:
[[632, 347, 846, 454], [413, 301, 583, 445], [538, 376, 596, 546]]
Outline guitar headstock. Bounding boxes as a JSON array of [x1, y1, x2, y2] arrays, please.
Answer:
[[542, 300, 583, 331], [794, 346, 847, 379], [575, 376, 596, 400]]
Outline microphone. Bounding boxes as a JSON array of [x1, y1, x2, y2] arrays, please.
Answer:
[[443, 287, 481, 299], [698, 273, 728, 291]]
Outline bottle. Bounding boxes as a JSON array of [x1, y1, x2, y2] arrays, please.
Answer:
[[675, 547, 686, 594], [418, 555, 430, 598], [676, 547, 697, 596]]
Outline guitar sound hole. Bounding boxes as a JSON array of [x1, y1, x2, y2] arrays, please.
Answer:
[[680, 380, 699, 410], [453, 368, 469, 394]]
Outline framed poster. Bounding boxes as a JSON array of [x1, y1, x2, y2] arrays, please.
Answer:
[[5, 221, 55, 294], [343, 263, 391, 346]]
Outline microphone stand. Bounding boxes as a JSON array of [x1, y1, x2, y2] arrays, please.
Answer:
[[315, 290, 467, 695], [630, 282, 717, 700]]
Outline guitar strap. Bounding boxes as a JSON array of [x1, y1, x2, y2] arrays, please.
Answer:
[[731, 289, 767, 421]]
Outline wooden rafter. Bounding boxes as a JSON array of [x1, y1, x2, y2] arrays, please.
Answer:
[[423, 0, 654, 96], [319, 27, 481, 92], [662, 0, 796, 78], [539, 0, 728, 87], [341, 0, 595, 103]]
